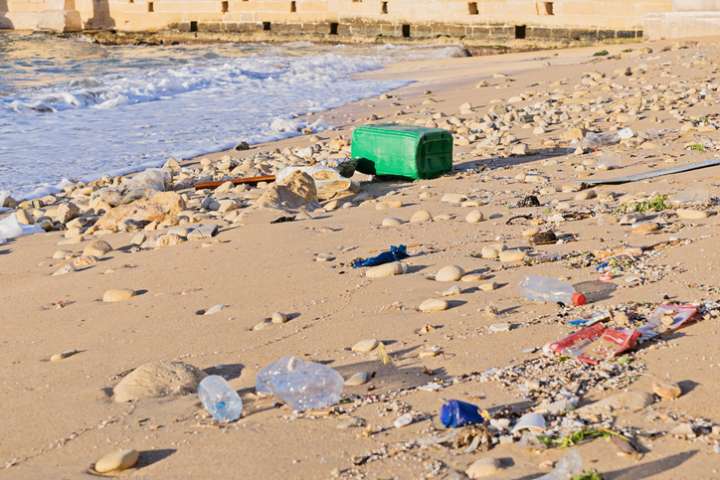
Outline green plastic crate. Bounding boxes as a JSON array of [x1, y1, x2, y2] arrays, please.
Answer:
[[351, 124, 453, 180]]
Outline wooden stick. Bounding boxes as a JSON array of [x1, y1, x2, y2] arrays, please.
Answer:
[[194, 175, 276, 191]]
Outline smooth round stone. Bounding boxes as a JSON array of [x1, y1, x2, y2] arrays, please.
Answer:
[[352, 339, 379, 353], [499, 250, 526, 263], [72, 255, 97, 270], [113, 361, 205, 402], [435, 265, 464, 282], [271, 312, 289, 324], [102, 288, 136, 303], [575, 189, 597, 201], [410, 209, 433, 223], [253, 320, 271, 331], [441, 193, 467, 204], [418, 298, 449, 312], [344, 371, 370, 386], [365, 262, 406, 279], [83, 240, 113, 257], [481, 247, 499, 259], [677, 208, 709, 220], [383, 199, 403, 209], [382, 216, 404, 227], [434, 213, 453, 221], [465, 210, 485, 224], [466, 457, 502, 479], [94, 449, 139, 473], [631, 222, 660, 235], [324, 200, 339, 212], [461, 273, 485, 282], [479, 282, 497, 292], [50, 350, 77, 362]]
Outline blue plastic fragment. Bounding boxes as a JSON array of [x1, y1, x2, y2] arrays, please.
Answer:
[[439, 399, 484, 428], [351, 245, 409, 268]]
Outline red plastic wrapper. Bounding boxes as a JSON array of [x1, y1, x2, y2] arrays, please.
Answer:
[[549, 323, 640, 365]]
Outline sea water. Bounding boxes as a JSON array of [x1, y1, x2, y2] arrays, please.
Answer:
[[0, 34, 463, 199]]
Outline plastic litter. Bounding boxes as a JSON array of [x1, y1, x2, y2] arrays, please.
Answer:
[[519, 275, 587, 306], [352, 245, 409, 268], [638, 304, 699, 341], [256, 356, 344, 411], [549, 323, 640, 365], [0, 214, 24, 242], [197, 375, 243, 423], [537, 449, 584, 480], [567, 310, 610, 328], [581, 158, 720, 187], [439, 400, 485, 428], [582, 128, 632, 149], [512, 412, 546, 433]]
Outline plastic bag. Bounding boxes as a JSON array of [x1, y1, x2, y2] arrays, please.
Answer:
[[0, 213, 24, 242], [352, 245, 409, 268]]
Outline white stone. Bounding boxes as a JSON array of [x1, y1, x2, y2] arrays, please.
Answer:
[[113, 361, 205, 402], [344, 371, 371, 386], [365, 262, 406, 279], [466, 458, 502, 479], [419, 298, 449, 312], [465, 210, 485, 224], [382, 216, 404, 227], [352, 339, 379, 353], [95, 449, 139, 473], [102, 289, 135, 303], [410, 209, 433, 223], [435, 265, 464, 282]]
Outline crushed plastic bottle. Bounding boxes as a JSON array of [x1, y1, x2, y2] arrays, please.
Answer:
[[582, 128, 633, 149], [537, 449, 583, 480], [519, 275, 587, 306], [440, 400, 484, 428], [197, 375, 243, 423], [256, 356, 344, 411]]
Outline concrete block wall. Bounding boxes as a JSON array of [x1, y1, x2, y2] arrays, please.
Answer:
[[0, 0, 674, 36]]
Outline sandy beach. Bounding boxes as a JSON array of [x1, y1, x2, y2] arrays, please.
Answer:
[[3, 38, 720, 479]]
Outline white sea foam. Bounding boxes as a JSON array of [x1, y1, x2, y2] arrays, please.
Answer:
[[0, 40, 464, 198]]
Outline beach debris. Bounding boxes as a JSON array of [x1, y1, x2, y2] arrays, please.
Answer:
[[352, 245, 408, 268], [255, 356, 343, 411], [440, 400, 485, 428], [520, 275, 587, 306], [198, 375, 243, 423], [536, 450, 583, 480], [113, 361, 206, 402], [581, 158, 720, 187]]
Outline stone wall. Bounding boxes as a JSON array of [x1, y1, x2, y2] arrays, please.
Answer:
[[645, 0, 720, 38], [1, 0, 672, 37]]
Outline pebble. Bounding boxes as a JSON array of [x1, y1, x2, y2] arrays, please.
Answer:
[[102, 288, 136, 303], [440, 285, 462, 297], [50, 350, 78, 362], [461, 273, 485, 282], [676, 208, 709, 220], [441, 193, 467, 204], [344, 371, 371, 386], [94, 449, 139, 473], [435, 265, 464, 282], [253, 320, 271, 331], [203, 304, 225, 316], [479, 282, 497, 292], [382, 216, 404, 227], [271, 312, 289, 324], [499, 250, 526, 263], [652, 380, 683, 400], [574, 189, 597, 201], [410, 209, 432, 223], [83, 240, 113, 257], [419, 298, 449, 312], [393, 413, 414, 428], [465, 210, 485, 224], [365, 262, 406, 279], [113, 361, 205, 402], [466, 458, 502, 479], [52, 250, 70, 260], [631, 222, 660, 235], [352, 339, 379, 353], [489, 323, 512, 333], [480, 247, 499, 259]]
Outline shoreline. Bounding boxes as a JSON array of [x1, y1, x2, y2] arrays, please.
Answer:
[[3, 36, 720, 479]]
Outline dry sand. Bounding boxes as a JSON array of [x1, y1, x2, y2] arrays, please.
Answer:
[[3, 39, 720, 479]]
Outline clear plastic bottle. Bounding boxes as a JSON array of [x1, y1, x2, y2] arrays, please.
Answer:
[[537, 449, 583, 480], [256, 356, 344, 412], [197, 375, 243, 423], [519, 275, 587, 306]]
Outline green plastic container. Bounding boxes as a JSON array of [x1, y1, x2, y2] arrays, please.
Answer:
[[351, 124, 453, 180]]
